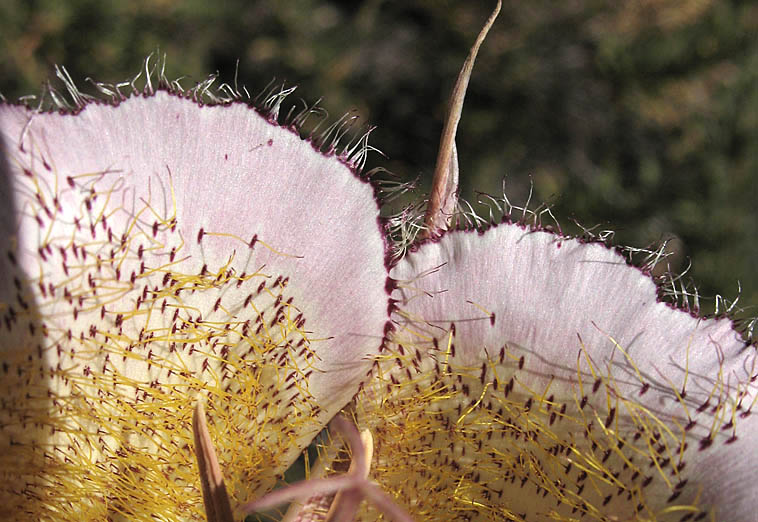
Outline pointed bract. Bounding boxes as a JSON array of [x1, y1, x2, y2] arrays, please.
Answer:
[[193, 401, 234, 522], [422, 1, 501, 237]]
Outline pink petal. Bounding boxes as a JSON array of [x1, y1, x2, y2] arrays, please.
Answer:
[[374, 223, 756, 520], [238, 475, 357, 514], [0, 92, 389, 517]]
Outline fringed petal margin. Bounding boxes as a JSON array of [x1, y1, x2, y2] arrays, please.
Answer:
[[0, 91, 389, 519], [356, 223, 756, 521]]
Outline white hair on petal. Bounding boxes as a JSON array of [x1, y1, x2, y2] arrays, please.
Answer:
[[55, 65, 96, 109], [286, 97, 327, 129], [390, 175, 758, 343], [385, 198, 426, 261], [260, 83, 297, 119], [8, 54, 392, 182]]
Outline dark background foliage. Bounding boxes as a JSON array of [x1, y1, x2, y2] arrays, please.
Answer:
[[1, 0, 756, 329]]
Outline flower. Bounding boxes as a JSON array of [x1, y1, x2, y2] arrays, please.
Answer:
[[355, 222, 757, 521], [2, 2, 757, 522], [301, 3, 758, 519], [0, 74, 389, 518]]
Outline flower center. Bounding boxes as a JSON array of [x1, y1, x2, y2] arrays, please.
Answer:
[[1, 164, 324, 519], [354, 324, 746, 521]]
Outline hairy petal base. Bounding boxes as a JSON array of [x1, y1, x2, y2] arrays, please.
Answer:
[[0, 92, 388, 519], [357, 223, 756, 521]]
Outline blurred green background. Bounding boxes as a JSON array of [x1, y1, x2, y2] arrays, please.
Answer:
[[1, 0, 756, 332]]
